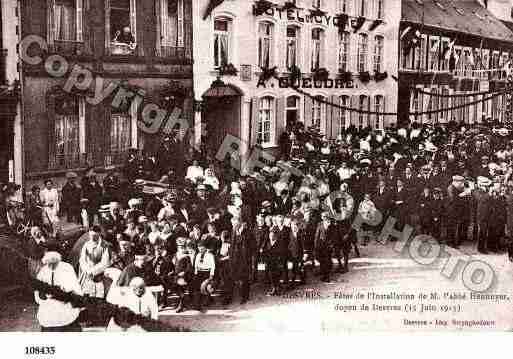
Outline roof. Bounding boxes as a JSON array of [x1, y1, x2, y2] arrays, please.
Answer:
[[402, 0, 513, 43]]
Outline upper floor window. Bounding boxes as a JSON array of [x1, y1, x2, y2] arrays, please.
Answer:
[[286, 95, 301, 130], [339, 31, 351, 72], [159, 0, 184, 48], [286, 26, 300, 69], [312, 95, 326, 131], [358, 95, 368, 128], [340, 95, 350, 130], [54, 97, 81, 167], [373, 35, 384, 72], [108, 0, 137, 55], [53, 0, 83, 42], [312, 0, 322, 8], [258, 22, 274, 68], [428, 37, 439, 71], [357, 33, 368, 72], [376, 0, 384, 19], [258, 97, 275, 145], [337, 0, 349, 13], [110, 107, 132, 156], [311, 28, 325, 70], [357, 0, 367, 17], [374, 95, 384, 128], [214, 18, 231, 67]]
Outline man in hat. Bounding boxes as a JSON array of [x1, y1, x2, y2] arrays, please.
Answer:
[[446, 175, 473, 248], [61, 172, 81, 224], [225, 214, 253, 305], [117, 246, 151, 287], [147, 239, 175, 309], [124, 148, 140, 184], [101, 202, 125, 245], [472, 176, 493, 253], [193, 239, 215, 312], [314, 211, 336, 282], [103, 166, 121, 204], [82, 173, 103, 227], [171, 238, 193, 313], [35, 243, 82, 331]]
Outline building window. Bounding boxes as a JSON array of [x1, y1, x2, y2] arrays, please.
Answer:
[[414, 36, 426, 70], [312, 95, 325, 130], [159, 0, 185, 54], [358, 95, 368, 128], [357, 33, 368, 72], [428, 37, 439, 71], [312, 0, 322, 8], [440, 39, 449, 71], [53, 97, 84, 168], [374, 95, 384, 128], [110, 109, 132, 155], [311, 28, 324, 71], [340, 95, 349, 130], [214, 18, 231, 68], [376, 0, 384, 19], [339, 31, 350, 72], [108, 0, 137, 55], [286, 26, 299, 69], [337, 0, 348, 13], [258, 22, 274, 68], [53, 0, 82, 41], [286, 95, 301, 130], [258, 97, 274, 145], [357, 0, 367, 17], [373, 35, 384, 72]]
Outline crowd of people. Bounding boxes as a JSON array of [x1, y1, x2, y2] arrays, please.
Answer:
[[6, 118, 513, 331]]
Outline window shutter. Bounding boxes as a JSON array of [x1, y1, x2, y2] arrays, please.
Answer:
[[155, 0, 162, 56], [105, 0, 111, 53], [47, 0, 56, 46], [276, 96, 286, 146], [303, 95, 313, 127], [251, 97, 259, 147], [331, 95, 340, 138], [76, 0, 83, 42], [47, 94, 57, 169]]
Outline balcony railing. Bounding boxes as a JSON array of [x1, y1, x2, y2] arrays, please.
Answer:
[[104, 150, 128, 167], [158, 45, 191, 61], [0, 49, 7, 85], [50, 40, 86, 56], [49, 152, 88, 170]]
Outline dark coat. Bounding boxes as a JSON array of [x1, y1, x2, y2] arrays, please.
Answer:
[[288, 229, 304, 260], [82, 181, 103, 210], [229, 223, 253, 280], [314, 222, 337, 259], [61, 182, 81, 210]]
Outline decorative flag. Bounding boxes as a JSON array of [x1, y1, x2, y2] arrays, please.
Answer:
[[401, 26, 421, 53]]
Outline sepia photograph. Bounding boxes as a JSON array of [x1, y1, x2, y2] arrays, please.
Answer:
[[0, 0, 512, 342]]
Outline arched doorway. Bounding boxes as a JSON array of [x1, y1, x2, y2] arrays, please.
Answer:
[[201, 79, 243, 159]]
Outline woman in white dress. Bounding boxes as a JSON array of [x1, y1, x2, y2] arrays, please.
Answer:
[[39, 180, 61, 237]]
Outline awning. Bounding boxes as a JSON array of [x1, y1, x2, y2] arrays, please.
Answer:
[[202, 80, 242, 98], [402, 0, 513, 43]]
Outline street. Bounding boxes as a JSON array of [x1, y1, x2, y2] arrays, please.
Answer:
[[2, 238, 512, 332]]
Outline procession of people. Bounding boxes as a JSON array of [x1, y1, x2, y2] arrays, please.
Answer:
[[6, 117, 513, 330]]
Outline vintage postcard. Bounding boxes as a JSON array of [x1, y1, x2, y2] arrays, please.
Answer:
[[1, 0, 513, 344]]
